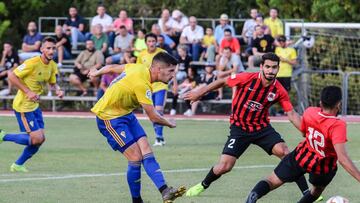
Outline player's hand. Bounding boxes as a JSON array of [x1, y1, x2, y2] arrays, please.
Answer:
[[168, 118, 176, 128], [87, 69, 99, 79], [26, 91, 40, 102], [183, 90, 201, 103], [56, 89, 64, 99]]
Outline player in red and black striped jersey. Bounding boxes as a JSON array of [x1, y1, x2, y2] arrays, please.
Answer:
[[246, 86, 360, 203], [184, 53, 310, 198]]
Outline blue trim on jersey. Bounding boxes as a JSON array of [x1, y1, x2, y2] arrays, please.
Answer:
[[14, 108, 44, 132], [152, 89, 167, 107]]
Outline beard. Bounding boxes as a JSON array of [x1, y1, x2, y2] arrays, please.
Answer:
[[262, 71, 276, 81]]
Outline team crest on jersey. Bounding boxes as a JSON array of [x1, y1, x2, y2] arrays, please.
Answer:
[[120, 131, 126, 138], [267, 92, 276, 101], [145, 89, 152, 100], [29, 121, 34, 128], [18, 64, 26, 71]]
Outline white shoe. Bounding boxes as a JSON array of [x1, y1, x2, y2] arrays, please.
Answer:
[[183, 109, 193, 117], [170, 109, 176, 116], [153, 140, 164, 147]]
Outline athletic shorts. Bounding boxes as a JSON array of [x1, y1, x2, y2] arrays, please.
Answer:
[[152, 89, 167, 107], [222, 125, 285, 158], [14, 108, 44, 133], [274, 150, 337, 187], [96, 112, 146, 153]]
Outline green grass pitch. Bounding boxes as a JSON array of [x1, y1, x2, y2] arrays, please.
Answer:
[[0, 116, 359, 203]]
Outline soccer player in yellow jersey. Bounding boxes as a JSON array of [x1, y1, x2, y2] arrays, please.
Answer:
[[89, 52, 185, 203], [0, 37, 64, 172], [136, 33, 169, 146]]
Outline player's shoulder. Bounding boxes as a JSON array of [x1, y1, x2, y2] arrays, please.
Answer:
[[125, 64, 149, 79], [24, 56, 40, 65]]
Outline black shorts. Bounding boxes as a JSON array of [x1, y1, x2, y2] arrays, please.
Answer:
[[73, 69, 88, 83], [277, 77, 291, 92], [222, 125, 285, 158], [274, 151, 337, 187]]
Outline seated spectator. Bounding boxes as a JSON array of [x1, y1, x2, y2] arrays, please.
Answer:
[[19, 21, 42, 61], [157, 35, 173, 55], [70, 39, 104, 96], [133, 29, 147, 57], [264, 7, 284, 38], [254, 14, 271, 37], [91, 5, 114, 47], [214, 14, 235, 45], [176, 44, 192, 82], [113, 10, 133, 34], [105, 25, 133, 64], [158, 9, 174, 36], [241, 8, 258, 45], [96, 72, 118, 100], [151, 24, 176, 49], [218, 47, 244, 75], [219, 29, 240, 55], [201, 27, 217, 62], [248, 25, 275, 69], [0, 42, 19, 95], [91, 24, 108, 56], [171, 9, 189, 43], [120, 50, 136, 64], [54, 26, 72, 68], [63, 6, 86, 50], [180, 16, 204, 61]]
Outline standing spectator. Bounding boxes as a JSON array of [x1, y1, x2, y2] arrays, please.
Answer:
[[63, 6, 86, 50], [151, 24, 176, 49], [171, 9, 189, 43], [105, 25, 133, 64], [96, 72, 118, 100], [264, 8, 284, 38], [70, 40, 104, 96], [201, 27, 217, 62], [158, 9, 174, 36], [91, 24, 108, 56], [112, 10, 134, 34], [157, 35, 173, 54], [133, 29, 147, 57], [248, 25, 275, 69], [19, 21, 42, 61], [275, 35, 297, 91], [53, 26, 72, 68], [214, 14, 235, 45], [180, 16, 204, 61], [91, 5, 113, 33], [0, 42, 19, 95], [219, 29, 240, 55], [241, 8, 258, 45]]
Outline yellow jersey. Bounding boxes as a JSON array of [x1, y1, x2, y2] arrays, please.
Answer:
[[136, 47, 168, 92], [91, 64, 153, 120], [264, 17, 284, 38], [203, 35, 215, 47], [13, 56, 58, 112], [275, 46, 297, 77]]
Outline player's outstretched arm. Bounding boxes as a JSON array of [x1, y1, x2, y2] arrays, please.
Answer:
[[141, 103, 176, 128], [334, 143, 360, 183], [183, 77, 228, 102], [88, 64, 125, 78], [286, 110, 302, 131]]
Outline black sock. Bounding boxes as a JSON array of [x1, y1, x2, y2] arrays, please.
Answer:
[[295, 175, 309, 194], [298, 190, 318, 203], [132, 197, 143, 203], [201, 167, 221, 189], [247, 180, 271, 202], [159, 184, 168, 194]]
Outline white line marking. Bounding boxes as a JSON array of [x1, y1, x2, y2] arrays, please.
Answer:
[[1, 161, 359, 183]]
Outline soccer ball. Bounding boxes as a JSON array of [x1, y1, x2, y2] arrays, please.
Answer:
[[326, 196, 349, 203]]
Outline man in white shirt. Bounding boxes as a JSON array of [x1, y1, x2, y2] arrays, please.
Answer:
[[180, 16, 204, 61], [91, 5, 113, 33], [242, 8, 258, 45], [171, 10, 189, 34], [158, 9, 174, 36]]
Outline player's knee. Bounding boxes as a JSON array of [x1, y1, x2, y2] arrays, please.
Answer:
[[31, 134, 45, 145], [105, 57, 112, 64], [217, 161, 234, 174]]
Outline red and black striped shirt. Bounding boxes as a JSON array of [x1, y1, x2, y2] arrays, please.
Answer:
[[227, 72, 292, 133], [295, 107, 347, 174]]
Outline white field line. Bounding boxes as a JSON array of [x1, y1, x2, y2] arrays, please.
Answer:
[[1, 161, 359, 183]]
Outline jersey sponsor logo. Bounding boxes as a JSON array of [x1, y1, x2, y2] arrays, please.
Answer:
[[145, 89, 152, 100], [17, 63, 26, 71], [267, 92, 276, 101], [245, 100, 264, 112], [120, 131, 126, 138], [248, 87, 254, 91], [29, 121, 34, 128]]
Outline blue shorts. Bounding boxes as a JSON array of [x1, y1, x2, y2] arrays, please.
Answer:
[[96, 113, 146, 153], [14, 108, 44, 133], [152, 89, 167, 107]]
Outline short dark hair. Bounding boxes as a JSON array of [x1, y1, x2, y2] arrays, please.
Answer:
[[97, 4, 105, 9], [206, 27, 213, 31], [119, 25, 126, 30], [270, 7, 279, 13], [42, 36, 57, 44], [139, 29, 147, 35], [224, 28, 232, 34], [320, 86, 342, 109], [152, 52, 178, 67], [261, 52, 280, 65], [223, 46, 231, 51], [145, 33, 157, 42]]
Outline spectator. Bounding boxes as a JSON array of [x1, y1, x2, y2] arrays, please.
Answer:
[[151, 24, 176, 49], [171, 9, 189, 43], [0, 42, 19, 95], [275, 35, 297, 92], [91, 5, 113, 33], [241, 8, 258, 45], [157, 35, 173, 54], [158, 9, 174, 36], [70, 39, 104, 96], [63, 6, 86, 50], [105, 25, 133, 64], [218, 47, 244, 76], [180, 16, 204, 61], [54, 26, 72, 68], [180, 67, 201, 116], [201, 27, 217, 62], [120, 50, 136, 64], [133, 29, 147, 57], [255, 14, 271, 37], [91, 24, 108, 56], [214, 14, 235, 45], [19, 21, 42, 61], [113, 10, 134, 34], [176, 44, 192, 82], [248, 25, 275, 69], [96, 72, 118, 100], [264, 7, 284, 38], [219, 29, 240, 55]]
